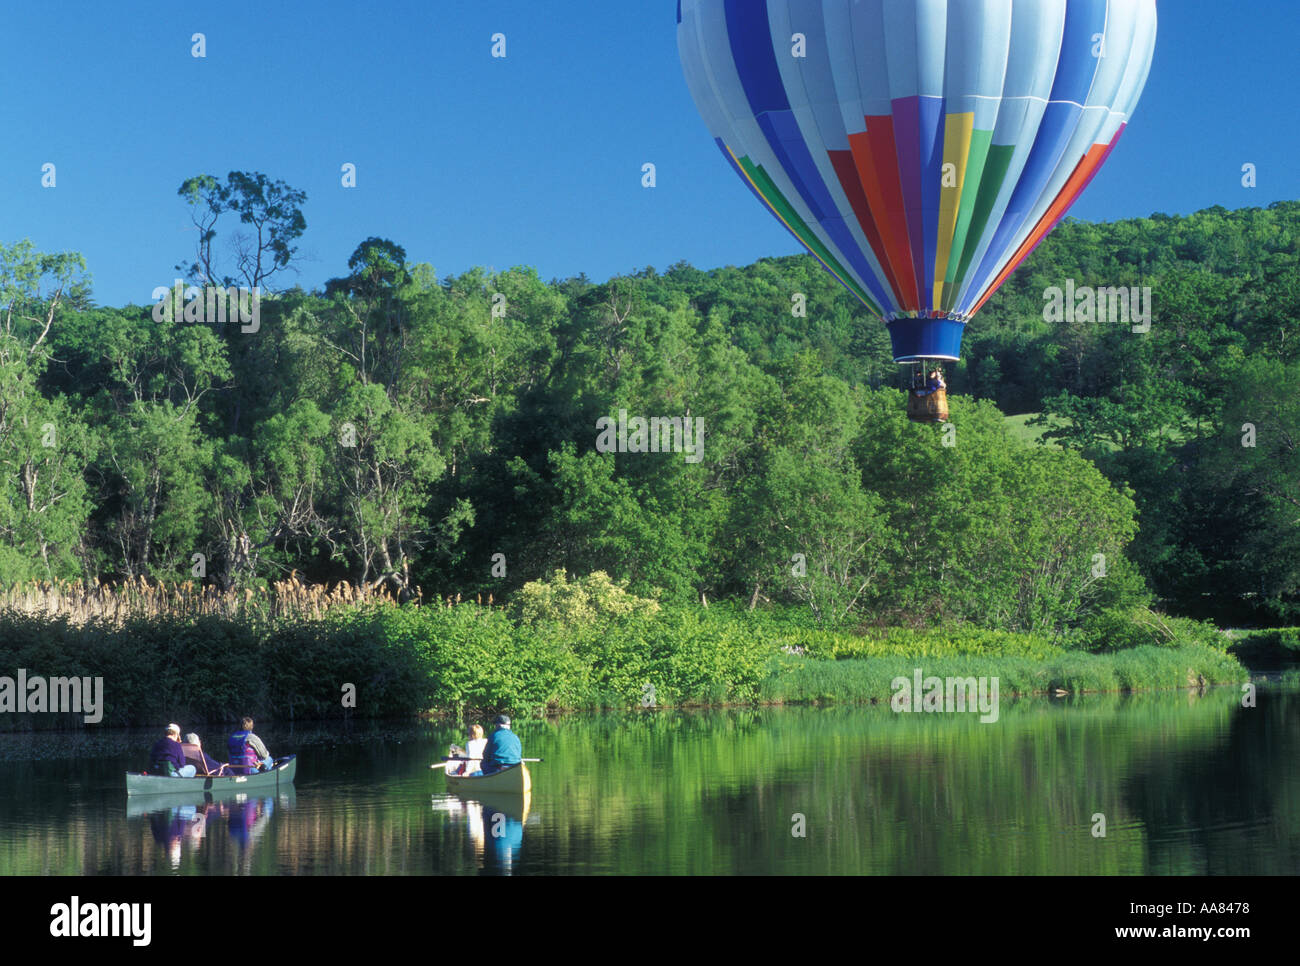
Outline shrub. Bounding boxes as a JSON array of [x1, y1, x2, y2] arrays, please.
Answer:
[[511, 570, 660, 627], [1075, 607, 1227, 653]]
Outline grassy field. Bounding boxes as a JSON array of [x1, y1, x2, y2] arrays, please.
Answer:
[[1003, 411, 1191, 450], [1004, 412, 1063, 448]]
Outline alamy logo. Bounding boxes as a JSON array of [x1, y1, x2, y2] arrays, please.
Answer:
[[0, 670, 103, 723], [891, 668, 1000, 724], [151, 279, 260, 333], [595, 410, 704, 463], [50, 897, 151, 946], [1042, 279, 1152, 333]]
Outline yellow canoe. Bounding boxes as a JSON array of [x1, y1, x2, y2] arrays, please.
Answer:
[[445, 762, 531, 795]]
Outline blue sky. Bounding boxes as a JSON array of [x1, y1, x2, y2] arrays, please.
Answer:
[[3, 0, 1297, 308]]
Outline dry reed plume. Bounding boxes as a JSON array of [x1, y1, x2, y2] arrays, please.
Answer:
[[0, 575, 422, 625]]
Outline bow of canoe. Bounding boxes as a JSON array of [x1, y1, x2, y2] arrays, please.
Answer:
[[126, 755, 297, 796], [444, 762, 530, 795]]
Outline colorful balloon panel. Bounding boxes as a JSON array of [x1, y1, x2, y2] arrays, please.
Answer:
[[677, 0, 1157, 362]]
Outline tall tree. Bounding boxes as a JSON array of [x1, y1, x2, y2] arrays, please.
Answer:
[[177, 171, 307, 291], [0, 241, 95, 580]]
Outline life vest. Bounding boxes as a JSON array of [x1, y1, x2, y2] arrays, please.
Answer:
[[227, 731, 259, 774]]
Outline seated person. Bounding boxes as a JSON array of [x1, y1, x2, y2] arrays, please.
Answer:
[[479, 715, 522, 776], [913, 368, 946, 397], [448, 724, 487, 776], [149, 723, 197, 778], [182, 733, 227, 776], [227, 717, 274, 775]]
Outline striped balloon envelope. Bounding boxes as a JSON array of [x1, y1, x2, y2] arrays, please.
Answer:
[[677, 0, 1157, 362]]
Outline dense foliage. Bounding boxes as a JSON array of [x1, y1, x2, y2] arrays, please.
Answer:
[[0, 599, 1244, 728], [2, 196, 1298, 631], [1226, 627, 1300, 669]]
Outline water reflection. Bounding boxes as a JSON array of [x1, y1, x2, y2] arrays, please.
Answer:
[[433, 791, 531, 875], [2, 689, 1297, 875], [130, 789, 295, 870]]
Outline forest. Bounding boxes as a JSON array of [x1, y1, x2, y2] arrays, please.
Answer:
[[2, 176, 1297, 653]]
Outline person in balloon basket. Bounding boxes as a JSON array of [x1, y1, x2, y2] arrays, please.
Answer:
[[914, 367, 946, 397], [149, 723, 197, 778], [227, 717, 274, 775], [476, 715, 522, 776]]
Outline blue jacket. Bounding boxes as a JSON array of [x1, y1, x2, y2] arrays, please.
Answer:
[[482, 727, 522, 767]]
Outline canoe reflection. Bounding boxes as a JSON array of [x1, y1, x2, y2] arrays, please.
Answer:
[[433, 790, 532, 874], [132, 788, 295, 868]]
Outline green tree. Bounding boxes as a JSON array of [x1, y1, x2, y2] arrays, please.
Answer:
[[0, 241, 96, 580], [854, 394, 1142, 636], [102, 401, 212, 579], [1195, 358, 1300, 620], [177, 171, 307, 290], [0, 347, 95, 581]]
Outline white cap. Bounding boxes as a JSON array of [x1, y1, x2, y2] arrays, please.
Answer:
[[167, 723, 181, 734]]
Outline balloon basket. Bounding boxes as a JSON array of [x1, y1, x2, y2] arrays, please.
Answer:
[[907, 388, 949, 424]]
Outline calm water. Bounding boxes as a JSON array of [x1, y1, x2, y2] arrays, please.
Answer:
[[1, 687, 1296, 875]]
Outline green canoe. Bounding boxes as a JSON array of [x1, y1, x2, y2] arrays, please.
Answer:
[[126, 755, 297, 797]]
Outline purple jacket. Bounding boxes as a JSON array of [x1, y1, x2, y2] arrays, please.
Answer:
[[149, 737, 187, 774]]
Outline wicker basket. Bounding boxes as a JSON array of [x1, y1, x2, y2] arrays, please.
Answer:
[[907, 388, 949, 423]]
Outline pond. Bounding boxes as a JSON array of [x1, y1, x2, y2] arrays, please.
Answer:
[[1, 686, 1294, 875]]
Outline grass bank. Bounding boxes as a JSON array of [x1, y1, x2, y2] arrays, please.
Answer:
[[759, 645, 1246, 706], [0, 599, 1249, 729]]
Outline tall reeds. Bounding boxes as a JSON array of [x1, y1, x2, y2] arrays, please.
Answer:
[[0, 576, 416, 625]]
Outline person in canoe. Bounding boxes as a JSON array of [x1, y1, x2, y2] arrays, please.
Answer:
[[448, 724, 486, 776], [182, 732, 228, 776], [478, 715, 522, 776], [227, 717, 274, 775], [149, 723, 197, 778]]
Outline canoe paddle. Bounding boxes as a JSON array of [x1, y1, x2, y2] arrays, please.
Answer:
[[430, 757, 543, 768]]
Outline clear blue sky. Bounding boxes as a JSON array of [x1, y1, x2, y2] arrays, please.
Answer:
[[3, 0, 1297, 308]]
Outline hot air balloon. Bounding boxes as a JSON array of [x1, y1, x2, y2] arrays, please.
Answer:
[[677, 0, 1157, 421]]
